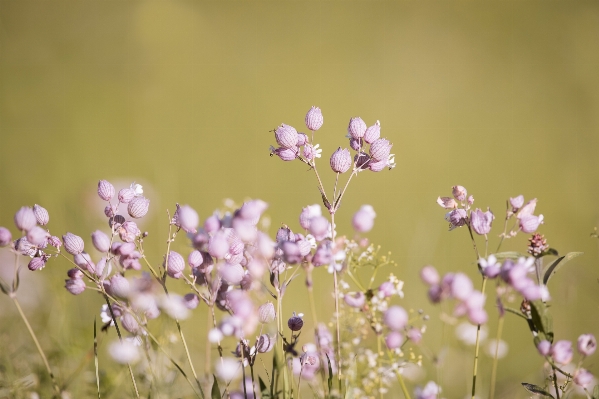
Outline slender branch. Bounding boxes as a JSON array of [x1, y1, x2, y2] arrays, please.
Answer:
[[471, 277, 488, 399], [489, 315, 504, 399]]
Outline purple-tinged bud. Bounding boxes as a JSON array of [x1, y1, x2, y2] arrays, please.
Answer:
[[519, 214, 544, 234], [363, 120, 381, 144], [369, 139, 392, 162], [91, 230, 111, 253], [0, 227, 12, 247], [14, 207, 36, 232], [407, 328, 423, 344], [573, 369, 594, 388], [305, 106, 323, 131], [15, 238, 35, 256], [67, 268, 83, 279], [258, 302, 276, 324], [537, 340, 552, 356], [281, 241, 302, 264], [32, 204, 49, 226], [65, 278, 86, 295], [297, 133, 308, 146], [296, 239, 311, 256], [183, 293, 200, 309], [384, 306, 408, 331], [117, 188, 136, 203], [302, 144, 316, 160], [470, 208, 494, 235], [437, 197, 457, 209], [204, 214, 221, 233], [352, 205, 376, 233], [273, 146, 298, 161], [128, 196, 150, 218], [188, 250, 204, 269], [299, 205, 321, 230], [518, 198, 537, 218], [309, 216, 329, 242], [467, 195, 475, 205], [178, 205, 200, 233], [420, 265, 440, 286], [275, 124, 299, 149], [27, 226, 48, 246], [97, 180, 115, 201], [118, 221, 140, 243], [368, 159, 387, 172], [208, 232, 230, 259], [276, 226, 295, 243], [349, 138, 363, 151], [385, 331, 404, 349], [577, 334, 597, 356], [330, 147, 352, 173], [452, 185, 467, 202], [344, 292, 366, 308], [74, 252, 93, 270], [428, 285, 443, 303], [256, 334, 275, 353], [91, 257, 108, 277], [109, 274, 130, 298], [354, 152, 371, 169], [510, 195, 524, 212], [219, 264, 245, 284], [312, 241, 333, 266], [446, 208, 468, 228], [165, 251, 185, 279], [288, 314, 304, 331], [348, 117, 367, 139], [117, 242, 136, 256], [62, 233, 84, 255], [104, 205, 116, 218], [378, 281, 395, 297], [28, 257, 47, 271], [467, 308, 488, 325], [239, 200, 268, 223], [121, 313, 141, 334], [551, 340, 573, 364]]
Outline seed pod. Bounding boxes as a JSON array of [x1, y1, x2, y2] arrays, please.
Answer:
[[97, 180, 115, 201], [14, 207, 36, 232], [91, 230, 111, 253], [258, 302, 276, 324], [128, 196, 150, 218], [62, 233, 84, 255], [275, 124, 299, 149], [305, 106, 323, 131], [165, 251, 185, 279], [288, 314, 304, 331], [348, 117, 367, 139], [33, 204, 49, 226], [330, 148, 351, 173]]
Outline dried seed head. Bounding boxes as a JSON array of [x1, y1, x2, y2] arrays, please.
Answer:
[[165, 251, 185, 279], [62, 233, 84, 255], [0, 227, 12, 247], [128, 196, 150, 219], [348, 117, 367, 139], [91, 230, 111, 253], [258, 302, 276, 324], [65, 278, 86, 295], [97, 180, 115, 201], [287, 313, 304, 331], [28, 257, 47, 271], [527, 233, 548, 257], [14, 207, 37, 232], [33, 204, 49, 226], [305, 106, 323, 131], [369, 138, 392, 162], [275, 124, 299, 149], [330, 147, 351, 173], [118, 188, 136, 203], [363, 120, 381, 144]]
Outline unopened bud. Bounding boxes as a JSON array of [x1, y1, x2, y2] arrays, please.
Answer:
[[305, 106, 323, 131], [97, 180, 115, 201], [128, 197, 150, 218], [33, 204, 49, 226], [330, 147, 351, 173], [62, 233, 84, 255], [14, 207, 36, 232], [258, 302, 276, 324]]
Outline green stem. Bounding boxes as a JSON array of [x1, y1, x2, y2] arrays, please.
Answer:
[[471, 277, 488, 399], [552, 366, 560, 399], [330, 212, 342, 392]]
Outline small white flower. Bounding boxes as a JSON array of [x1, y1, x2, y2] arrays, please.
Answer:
[[100, 304, 115, 325], [130, 182, 143, 196], [313, 144, 322, 158], [387, 154, 396, 169], [108, 339, 141, 364]]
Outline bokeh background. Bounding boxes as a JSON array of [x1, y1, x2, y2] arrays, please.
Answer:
[[1, 1, 598, 398]]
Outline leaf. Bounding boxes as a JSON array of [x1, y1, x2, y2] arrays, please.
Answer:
[[593, 384, 599, 399], [540, 248, 559, 257], [0, 277, 10, 295], [326, 353, 333, 396], [494, 251, 528, 260], [521, 382, 555, 398], [543, 252, 583, 285], [530, 301, 553, 342], [12, 267, 21, 292], [504, 307, 527, 320], [211, 375, 220, 399], [259, 377, 269, 398]]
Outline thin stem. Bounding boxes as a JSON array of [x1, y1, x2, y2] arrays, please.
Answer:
[[466, 224, 480, 260], [552, 366, 560, 399], [471, 277, 488, 399], [333, 172, 340, 201], [489, 315, 504, 399], [496, 201, 510, 253], [330, 213, 342, 391], [377, 338, 383, 399], [333, 170, 357, 210], [380, 336, 411, 399]]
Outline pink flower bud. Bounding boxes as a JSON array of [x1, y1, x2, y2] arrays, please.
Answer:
[[91, 230, 111, 253], [121, 313, 141, 335], [109, 274, 130, 298], [274, 146, 298, 161], [407, 327, 422, 344], [551, 340, 573, 364], [470, 208, 494, 235], [519, 214, 544, 234], [368, 158, 387, 172], [510, 195, 524, 211], [219, 263, 245, 284], [188, 250, 204, 269], [209, 232, 230, 259], [28, 257, 47, 271], [437, 197, 457, 209], [256, 334, 275, 353], [258, 302, 276, 324], [344, 292, 365, 308], [33, 204, 49, 226], [352, 205, 376, 233], [312, 241, 332, 266], [14, 207, 36, 232], [0, 227, 12, 247], [65, 278, 86, 295], [91, 257, 108, 277], [467, 195, 475, 205], [165, 251, 185, 279], [363, 120, 381, 144], [74, 252, 93, 270], [183, 293, 200, 309], [115, 188, 134, 203], [385, 331, 404, 349], [288, 314, 304, 331], [349, 138, 363, 151], [348, 117, 367, 139], [97, 180, 115, 201], [62, 233, 84, 255], [27, 226, 48, 246], [384, 306, 408, 331], [309, 216, 329, 241], [104, 205, 116, 218], [452, 185, 467, 202], [275, 124, 299, 148], [577, 334, 597, 356], [281, 241, 302, 264], [296, 133, 308, 146], [537, 340, 552, 356], [305, 106, 323, 131], [204, 214, 221, 233], [420, 265, 440, 286], [67, 268, 83, 279], [239, 200, 268, 223], [330, 147, 352, 173], [48, 236, 61, 248], [369, 139, 392, 162], [117, 242, 136, 256], [378, 281, 395, 297], [118, 221, 140, 243], [128, 196, 150, 218], [467, 308, 488, 325], [573, 369, 594, 388], [176, 205, 199, 233]]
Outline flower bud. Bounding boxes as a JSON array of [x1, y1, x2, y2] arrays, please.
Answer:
[[33, 204, 49, 226], [352, 205, 376, 233], [165, 251, 185, 279], [407, 327, 423, 344], [452, 185, 467, 202], [577, 334, 597, 356], [174, 204, 199, 234], [109, 274, 130, 298], [128, 196, 150, 218], [65, 278, 86, 295], [208, 232, 230, 259], [369, 139, 392, 162], [273, 146, 298, 161], [62, 233, 84, 255], [451, 273, 473, 301], [218, 263, 245, 284], [420, 265, 440, 286], [117, 242, 136, 256], [349, 138, 363, 151], [118, 221, 141, 242], [467, 308, 488, 325], [308, 216, 329, 241], [519, 214, 544, 234], [256, 334, 275, 353], [330, 148, 352, 173], [343, 292, 365, 308], [275, 124, 299, 149], [97, 180, 115, 201], [27, 226, 49, 246], [510, 195, 524, 212], [14, 206, 36, 232], [436, 197, 457, 209], [363, 120, 381, 144], [288, 314, 304, 331], [204, 214, 221, 233], [551, 340, 573, 364], [573, 369, 594, 388], [188, 250, 204, 268], [28, 257, 47, 271], [183, 293, 200, 309], [91, 230, 111, 253], [446, 209, 467, 228], [378, 281, 395, 297], [92, 257, 108, 277], [47, 235, 62, 248], [74, 252, 93, 270], [121, 313, 141, 335], [384, 306, 408, 331], [470, 208, 494, 235], [348, 117, 367, 139], [297, 133, 308, 146], [385, 331, 404, 349], [258, 302, 276, 324], [67, 268, 83, 279], [0, 227, 12, 247], [312, 241, 332, 267], [305, 106, 323, 131], [537, 340, 552, 356], [117, 188, 135, 203]]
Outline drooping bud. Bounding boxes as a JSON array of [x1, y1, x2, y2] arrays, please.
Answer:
[[330, 147, 351, 173], [118, 188, 136, 203], [109, 274, 130, 298], [0, 227, 12, 247], [256, 334, 275, 353], [128, 196, 150, 218], [369, 139, 392, 162], [165, 251, 185, 279], [33, 204, 49, 226], [121, 313, 141, 335], [173, 204, 199, 234], [312, 241, 333, 266], [384, 306, 408, 331], [452, 185, 467, 202], [91, 230, 111, 253], [258, 302, 276, 324], [14, 207, 36, 232], [305, 106, 323, 131], [62, 233, 84, 255], [348, 117, 367, 139], [28, 257, 47, 271], [27, 226, 49, 246], [287, 313, 304, 331], [363, 120, 381, 144], [97, 180, 115, 201], [470, 208, 494, 235], [352, 205, 376, 233], [275, 124, 299, 149], [188, 250, 204, 269], [451, 273, 473, 301], [273, 146, 298, 161], [65, 278, 86, 295]]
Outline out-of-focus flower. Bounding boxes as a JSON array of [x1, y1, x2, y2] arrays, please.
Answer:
[[385, 331, 404, 349], [352, 205, 376, 233], [414, 381, 441, 399], [108, 339, 141, 364], [478, 255, 500, 278], [577, 334, 597, 356], [27, 226, 49, 246], [485, 339, 508, 359], [216, 357, 241, 382], [183, 293, 200, 309], [65, 278, 86, 295], [0, 227, 12, 247], [172, 204, 199, 234], [551, 340, 573, 365], [343, 292, 365, 308], [537, 340, 552, 356], [456, 322, 487, 346], [14, 207, 37, 232], [384, 306, 408, 331]]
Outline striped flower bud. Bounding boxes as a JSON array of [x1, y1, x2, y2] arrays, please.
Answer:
[[452, 185, 468, 202], [275, 124, 299, 149], [28, 257, 47, 271], [348, 117, 367, 139], [62, 233, 84, 255], [363, 120, 381, 144], [219, 263, 245, 285], [165, 251, 185, 279], [67, 268, 83, 279], [118, 221, 140, 243], [368, 159, 387, 172], [288, 313, 304, 331], [128, 196, 150, 218], [47, 235, 62, 248], [188, 250, 204, 268], [273, 146, 298, 161], [174, 204, 199, 234], [121, 313, 141, 335], [65, 278, 86, 295], [0, 227, 12, 247], [256, 334, 275, 353], [33, 204, 49, 226], [330, 147, 351, 173], [118, 188, 136, 203], [109, 274, 130, 298], [27, 226, 49, 246], [14, 207, 36, 232], [91, 230, 111, 253], [297, 133, 308, 146], [97, 180, 115, 201], [305, 106, 323, 131], [258, 302, 276, 324], [369, 138, 392, 162]]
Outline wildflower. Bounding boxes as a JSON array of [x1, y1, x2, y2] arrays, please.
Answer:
[[349, 138, 363, 151], [452, 185, 467, 202], [62, 233, 84, 255], [519, 214, 544, 234], [32, 204, 49, 226], [478, 255, 500, 278], [573, 369, 594, 388], [183, 293, 200, 310], [363, 120, 381, 144], [385, 331, 404, 349], [537, 340, 552, 356], [450, 273, 473, 301], [27, 226, 49, 247], [369, 138, 392, 162], [470, 208, 494, 235], [97, 180, 115, 201], [91, 230, 111, 253], [347, 117, 367, 139], [445, 208, 467, 230], [330, 147, 352, 173], [510, 195, 524, 212], [108, 339, 141, 364], [14, 207, 37, 232], [384, 306, 408, 331], [165, 251, 185, 279], [159, 294, 190, 320], [128, 196, 150, 218], [436, 197, 457, 209], [275, 124, 299, 149], [414, 381, 441, 399], [420, 265, 440, 286], [305, 106, 323, 131], [299, 204, 321, 230], [577, 334, 597, 356], [121, 313, 141, 335], [258, 302, 276, 324], [0, 227, 11, 247], [288, 313, 304, 331], [343, 292, 366, 308], [551, 340, 573, 364], [518, 198, 537, 218], [309, 216, 330, 242], [172, 204, 199, 234], [118, 188, 136, 203], [352, 205, 376, 233], [65, 278, 86, 295], [456, 322, 487, 346]]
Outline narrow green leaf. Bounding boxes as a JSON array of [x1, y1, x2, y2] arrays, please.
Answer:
[[326, 354, 333, 396], [530, 301, 553, 341], [259, 377, 269, 397], [543, 252, 583, 285], [521, 382, 555, 398], [592, 384, 599, 399], [0, 277, 10, 295], [504, 307, 527, 320], [494, 251, 528, 260], [540, 248, 559, 257], [12, 267, 21, 292], [211, 375, 220, 399]]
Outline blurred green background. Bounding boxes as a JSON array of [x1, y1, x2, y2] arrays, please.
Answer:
[[1, 1, 598, 398]]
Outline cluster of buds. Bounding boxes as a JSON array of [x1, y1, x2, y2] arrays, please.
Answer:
[[437, 185, 485, 232], [421, 265, 488, 325]]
